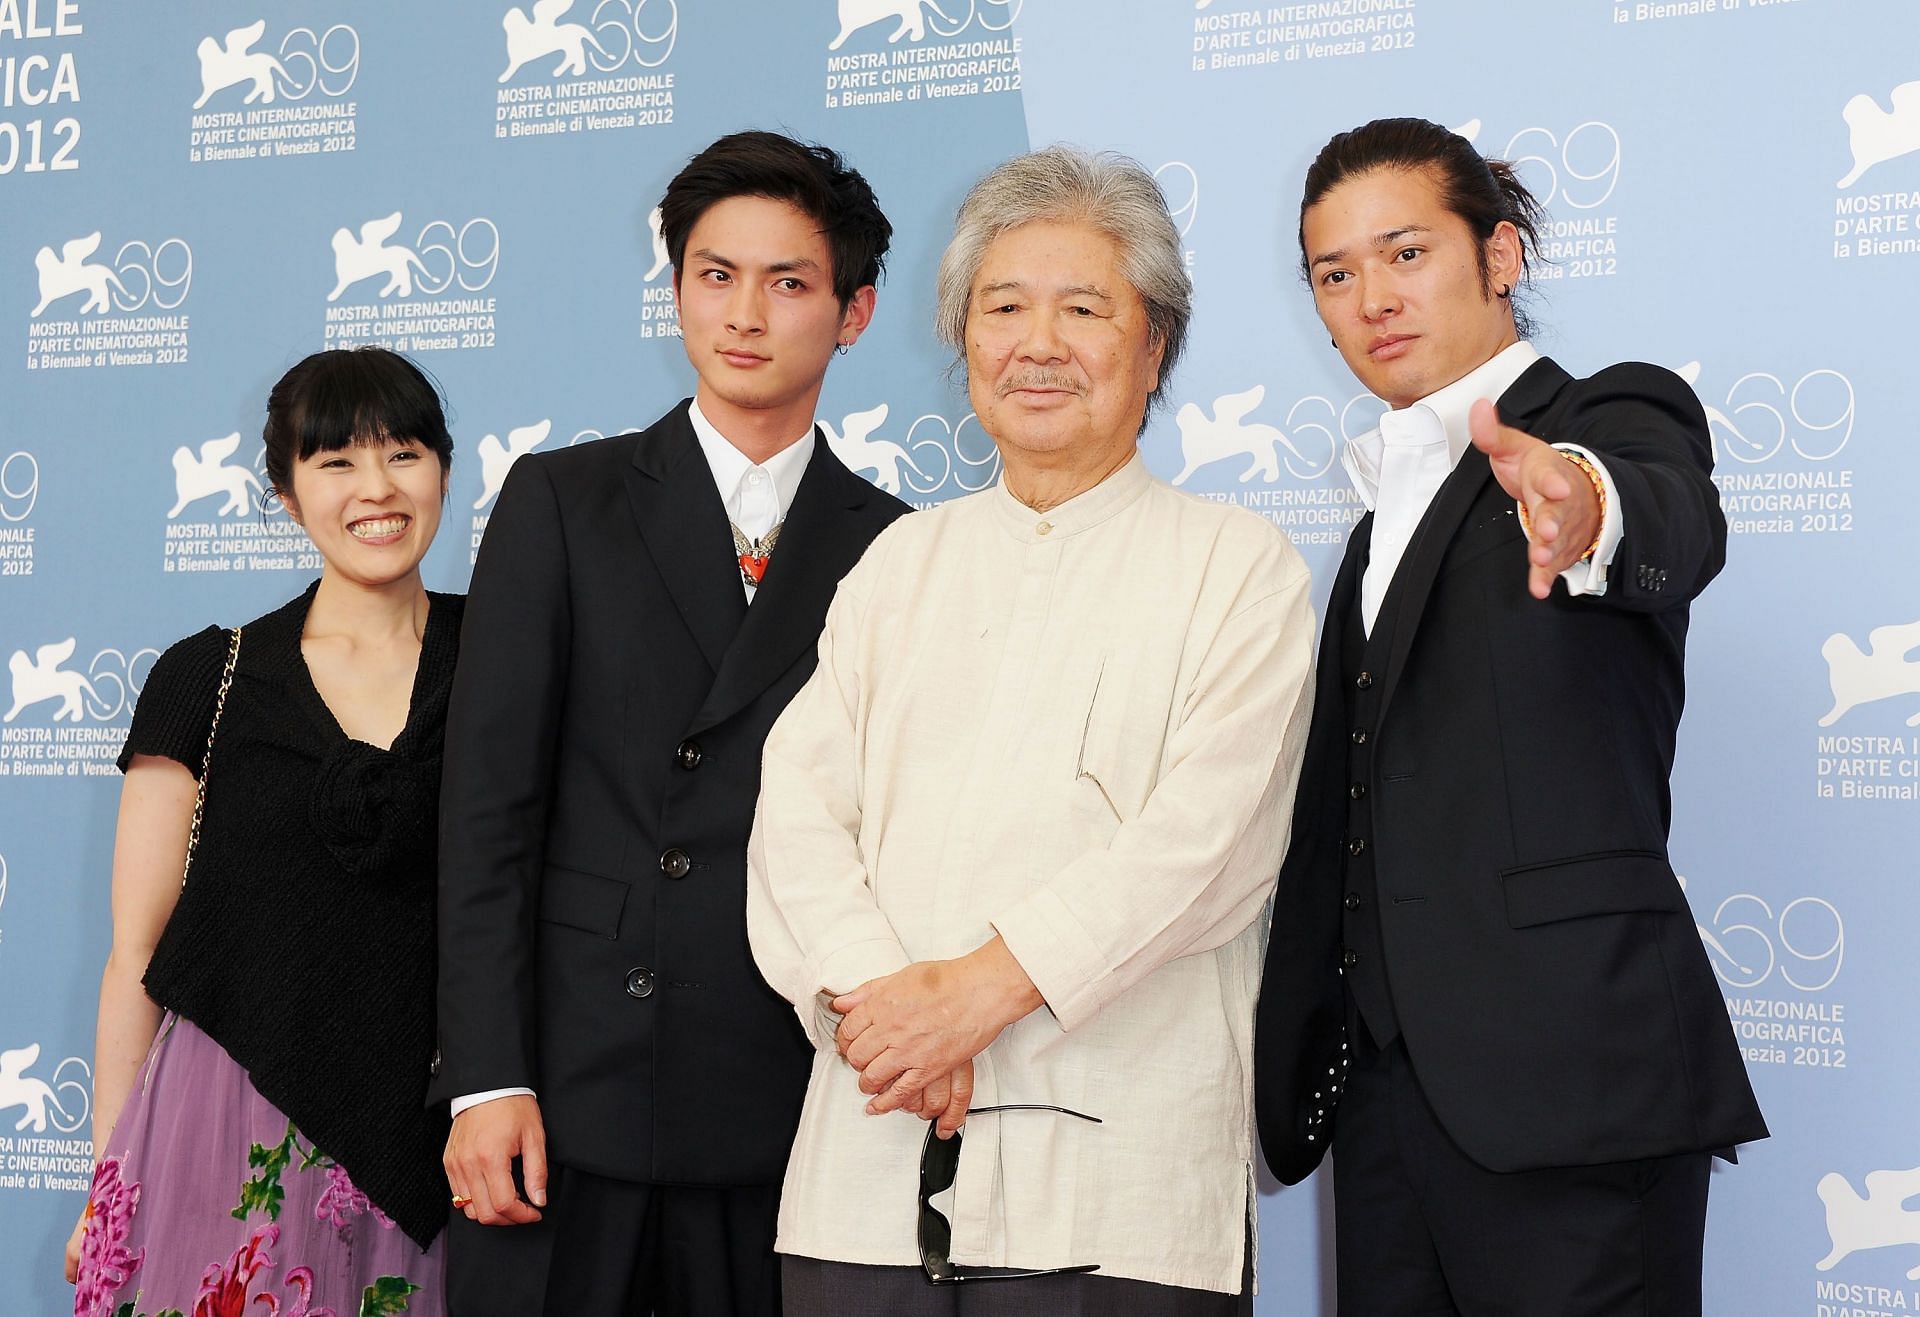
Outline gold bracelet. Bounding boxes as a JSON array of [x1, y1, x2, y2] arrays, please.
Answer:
[[1517, 449, 1608, 563]]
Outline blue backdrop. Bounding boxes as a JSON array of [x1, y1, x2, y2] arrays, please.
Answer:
[[4, 1, 1918, 1312]]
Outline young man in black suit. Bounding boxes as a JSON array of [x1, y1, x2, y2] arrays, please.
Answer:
[[1255, 118, 1766, 1315], [432, 131, 909, 1316]]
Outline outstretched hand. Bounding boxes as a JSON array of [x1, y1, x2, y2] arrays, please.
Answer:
[[1469, 398, 1601, 600]]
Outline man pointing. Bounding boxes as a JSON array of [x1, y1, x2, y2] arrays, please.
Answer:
[[1255, 117, 1767, 1315]]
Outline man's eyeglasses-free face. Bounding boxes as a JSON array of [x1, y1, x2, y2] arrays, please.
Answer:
[[917, 1103, 1103, 1284]]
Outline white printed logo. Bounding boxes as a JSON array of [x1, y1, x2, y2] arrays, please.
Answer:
[[1174, 385, 1324, 486], [645, 206, 672, 281], [5, 639, 94, 723], [2, 452, 41, 522], [169, 434, 263, 519], [1153, 161, 1199, 239], [1817, 1166, 1920, 1280], [828, 0, 1020, 49], [0, 1043, 89, 1134], [1838, 80, 1920, 189], [193, 20, 287, 107], [475, 420, 553, 510], [30, 233, 122, 317], [1676, 361, 1853, 465], [329, 213, 427, 301], [2, 640, 154, 725], [192, 20, 361, 109], [1820, 621, 1920, 728], [1456, 118, 1621, 209], [327, 212, 501, 302], [1172, 386, 1380, 487], [500, 0, 678, 80], [29, 231, 194, 339], [822, 404, 999, 497], [1694, 886, 1844, 992]]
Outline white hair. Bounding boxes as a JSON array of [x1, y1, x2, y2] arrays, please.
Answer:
[[934, 146, 1192, 414]]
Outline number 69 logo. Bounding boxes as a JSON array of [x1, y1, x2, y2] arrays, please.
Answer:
[[1702, 894, 1844, 992], [1503, 121, 1621, 211]]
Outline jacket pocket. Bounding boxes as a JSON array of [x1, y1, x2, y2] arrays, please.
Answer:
[[538, 865, 630, 938], [1500, 850, 1684, 928]]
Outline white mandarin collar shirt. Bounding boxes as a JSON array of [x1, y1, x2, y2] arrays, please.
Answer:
[[1341, 341, 1622, 634], [748, 452, 1316, 1293]]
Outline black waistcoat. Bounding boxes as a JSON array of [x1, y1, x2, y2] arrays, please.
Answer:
[[1340, 598, 1401, 1048]]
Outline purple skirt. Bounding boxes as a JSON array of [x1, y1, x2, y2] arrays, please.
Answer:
[[72, 1013, 444, 1317]]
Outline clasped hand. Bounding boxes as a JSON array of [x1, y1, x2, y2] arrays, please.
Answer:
[[830, 939, 1041, 1139]]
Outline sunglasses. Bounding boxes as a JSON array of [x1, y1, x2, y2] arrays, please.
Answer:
[[917, 1103, 1103, 1284]]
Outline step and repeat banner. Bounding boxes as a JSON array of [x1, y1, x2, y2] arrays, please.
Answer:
[[2, 1, 1916, 1311]]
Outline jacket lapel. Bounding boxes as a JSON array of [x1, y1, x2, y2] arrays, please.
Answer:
[[689, 438, 878, 734], [624, 402, 748, 673], [1369, 356, 1570, 727]]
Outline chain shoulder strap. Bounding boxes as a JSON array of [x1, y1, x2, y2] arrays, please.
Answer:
[[181, 625, 243, 891]]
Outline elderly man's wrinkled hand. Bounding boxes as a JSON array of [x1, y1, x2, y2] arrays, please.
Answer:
[[911, 1061, 975, 1139], [831, 939, 1041, 1117]]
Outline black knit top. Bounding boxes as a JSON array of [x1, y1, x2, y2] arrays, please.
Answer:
[[120, 582, 461, 1250]]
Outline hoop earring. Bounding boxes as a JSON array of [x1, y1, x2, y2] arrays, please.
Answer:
[[835, 341, 851, 357], [1495, 284, 1511, 299]]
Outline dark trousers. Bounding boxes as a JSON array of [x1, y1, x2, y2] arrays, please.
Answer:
[[782, 1256, 1252, 1316], [1331, 1031, 1711, 1316], [444, 1162, 781, 1317]]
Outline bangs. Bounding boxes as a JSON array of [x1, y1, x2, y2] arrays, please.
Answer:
[[291, 349, 453, 463]]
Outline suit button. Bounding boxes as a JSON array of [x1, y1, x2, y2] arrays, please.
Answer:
[[660, 848, 691, 879], [625, 966, 655, 999], [1355, 671, 1373, 690], [1348, 838, 1367, 856], [1341, 948, 1359, 967], [1351, 728, 1368, 745], [1349, 782, 1367, 800], [676, 740, 702, 771], [1343, 893, 1362, 911]]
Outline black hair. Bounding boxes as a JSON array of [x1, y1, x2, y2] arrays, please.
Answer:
[[1299, 117, 1547, 337], [262, 347, 454, 497], [658, 129, 892, 308]]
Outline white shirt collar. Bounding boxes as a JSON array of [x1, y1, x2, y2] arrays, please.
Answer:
[[687, 396, 815, 528], [1340, 340, 1542, 510]]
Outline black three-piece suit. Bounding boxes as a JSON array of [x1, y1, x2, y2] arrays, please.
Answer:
[[431, 402, 908, 1314], [1255, 358, 1768, 1314]]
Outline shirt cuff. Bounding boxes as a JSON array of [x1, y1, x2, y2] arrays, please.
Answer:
[[1544, 443, 1623, 597], [990, 891, 1109, 1034], [812, 939, 912, 1000], [450, 1087, 537, 1118]]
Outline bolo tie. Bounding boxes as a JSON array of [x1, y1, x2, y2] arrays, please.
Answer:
[[730, 519, 783, 589]]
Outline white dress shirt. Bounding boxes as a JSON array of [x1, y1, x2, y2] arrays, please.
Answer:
[[451, 400, 817, 1118], [747, 454, 1316, 1292], [1340, 341, 1624, 634], [687, 398, 815, 602]]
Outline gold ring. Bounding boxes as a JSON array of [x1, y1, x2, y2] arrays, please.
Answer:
[[451, 1194, 473, 1209]]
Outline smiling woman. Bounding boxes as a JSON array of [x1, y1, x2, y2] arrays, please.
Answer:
[[67, 347, 461, 1316]]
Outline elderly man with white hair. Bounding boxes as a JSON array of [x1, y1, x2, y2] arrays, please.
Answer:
[[747, 146, 1315, 1311]]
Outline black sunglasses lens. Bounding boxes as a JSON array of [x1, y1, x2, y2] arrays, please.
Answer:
[[919, 1125, 965, 1281], [921, 1127, 962, 1195]]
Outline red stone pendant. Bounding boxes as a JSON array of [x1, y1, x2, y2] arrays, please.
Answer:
[[740, 553, 770, 584]]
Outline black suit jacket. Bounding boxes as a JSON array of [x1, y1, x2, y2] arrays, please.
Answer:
[[1255, 358, 1767, 1184], [431, 402, 909, 1185]]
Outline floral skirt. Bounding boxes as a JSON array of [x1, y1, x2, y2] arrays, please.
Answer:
[[73, 1013, 444, 1317]]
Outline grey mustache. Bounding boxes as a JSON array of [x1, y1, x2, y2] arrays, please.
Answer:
[[999, 372, 1082, 395]]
